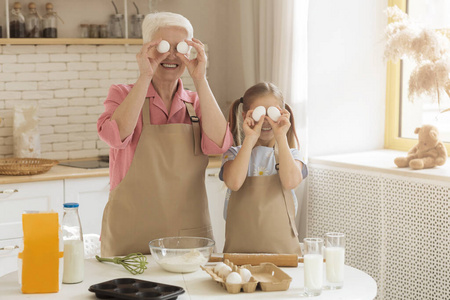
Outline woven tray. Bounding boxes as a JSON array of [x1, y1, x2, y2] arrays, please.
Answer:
[[0, 158, 59, 176]]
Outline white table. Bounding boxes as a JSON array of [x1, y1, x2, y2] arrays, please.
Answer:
[[0, 256, 377, 299]]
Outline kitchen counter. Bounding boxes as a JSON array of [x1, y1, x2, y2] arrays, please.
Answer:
[[0, 256, 377, 299], [0, 156, 222, 184]]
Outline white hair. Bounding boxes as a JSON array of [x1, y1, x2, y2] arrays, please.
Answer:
[[142, 12, 194, 44]]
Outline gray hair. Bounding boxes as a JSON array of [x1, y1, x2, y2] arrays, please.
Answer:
[[142, 12, 194, 44]]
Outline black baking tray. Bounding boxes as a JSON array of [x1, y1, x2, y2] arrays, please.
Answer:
[[88, 278, 185, 300]]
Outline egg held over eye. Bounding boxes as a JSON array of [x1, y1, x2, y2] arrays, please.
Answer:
[[157, 40, 170, 53], [177, 41, 189, 54], [252, 106, 266, 122], [267, 106, 281, 122]]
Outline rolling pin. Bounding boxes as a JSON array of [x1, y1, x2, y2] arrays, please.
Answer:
[[209, 253, 311, 267]]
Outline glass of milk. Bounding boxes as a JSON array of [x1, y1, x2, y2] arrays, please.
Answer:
[[303, 238, 324, 297], [325, 232, 345, 289]]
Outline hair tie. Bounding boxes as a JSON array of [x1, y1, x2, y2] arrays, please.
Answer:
[[239, 97, 243, 104]]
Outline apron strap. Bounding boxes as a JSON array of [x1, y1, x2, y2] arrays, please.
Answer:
[[142, 97, 151, 125], [274, 145, 299, 238], [184, 102, 201, 156]]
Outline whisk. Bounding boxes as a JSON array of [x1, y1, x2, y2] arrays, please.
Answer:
[[96, 253, 148, 275]]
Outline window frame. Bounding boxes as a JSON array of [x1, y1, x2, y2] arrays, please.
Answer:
[[384, 0, 450, 155]]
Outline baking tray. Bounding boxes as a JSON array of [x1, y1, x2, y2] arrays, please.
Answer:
[[88, 278, 185, 300]]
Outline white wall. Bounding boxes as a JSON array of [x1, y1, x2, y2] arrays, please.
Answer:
[[307, 0, 387, 157]]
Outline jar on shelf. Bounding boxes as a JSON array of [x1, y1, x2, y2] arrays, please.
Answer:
[[10, 2, 26, 38], [25, 2, 41, 38], [80, 24, 89, 38], [62, 202, 84, 284], [130, 14, 144, 38], [99, 24, 108, 38], [42, 2, 58, 38], [89, 24, 99, 38], [109, 14, 124, 38]]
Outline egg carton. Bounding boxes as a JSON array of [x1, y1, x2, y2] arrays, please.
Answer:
[[201, 259, 292, 294]]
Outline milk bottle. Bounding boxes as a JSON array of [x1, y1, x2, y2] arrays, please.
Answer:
[[62, 203, 84, 284]]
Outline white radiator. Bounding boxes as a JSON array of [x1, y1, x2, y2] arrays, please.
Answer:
[[307, 163, 450, 300]]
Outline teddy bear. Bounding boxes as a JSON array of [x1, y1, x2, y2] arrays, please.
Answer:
[[394, 124, 447, 170]]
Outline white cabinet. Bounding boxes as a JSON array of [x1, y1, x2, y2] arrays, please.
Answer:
[[64, 177, 110, 236], [205, 168, 227, 253], [0, 181, 64, 241], [0, 180, 63, 277]]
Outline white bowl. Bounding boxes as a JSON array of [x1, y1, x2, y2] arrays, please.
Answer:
[[149, 237, 215, 273]]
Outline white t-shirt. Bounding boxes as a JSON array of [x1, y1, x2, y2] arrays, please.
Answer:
[[219, 145, 308, 219]]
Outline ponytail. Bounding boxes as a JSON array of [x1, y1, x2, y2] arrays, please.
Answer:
[[285, 103, 299, 149], [228, 98, 243, 146]]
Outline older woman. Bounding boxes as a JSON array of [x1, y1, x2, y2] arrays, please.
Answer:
[[97, 12, 233, 256]]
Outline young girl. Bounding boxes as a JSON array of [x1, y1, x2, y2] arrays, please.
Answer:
[[219, 82, 308, 254]]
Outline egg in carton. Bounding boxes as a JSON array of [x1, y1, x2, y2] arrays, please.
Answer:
[[201, 259, 258, 293]]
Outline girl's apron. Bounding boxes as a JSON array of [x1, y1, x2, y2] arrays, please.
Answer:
[[101, 98, 213, 256], [223, 152, 301, 255]]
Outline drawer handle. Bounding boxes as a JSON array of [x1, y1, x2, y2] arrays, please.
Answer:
[[0, 189, 18, 194], [0, 245, 19, 251]]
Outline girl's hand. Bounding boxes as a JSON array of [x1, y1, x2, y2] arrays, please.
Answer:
[[243, 110, 264, 144], [266, 108, 291, 140], [176, 38, 207, 81], [136, 39, 170, 79]]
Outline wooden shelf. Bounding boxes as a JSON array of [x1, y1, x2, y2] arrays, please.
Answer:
[[0, 38, 143, 45]]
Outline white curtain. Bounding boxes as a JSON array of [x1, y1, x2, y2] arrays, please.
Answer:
[[239, 0, 309, 239]]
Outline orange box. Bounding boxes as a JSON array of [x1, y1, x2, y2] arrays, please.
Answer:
[[18, 212, 64, 293]]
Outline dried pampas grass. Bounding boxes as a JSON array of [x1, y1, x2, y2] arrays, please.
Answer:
[[384, 5, 450, 109]]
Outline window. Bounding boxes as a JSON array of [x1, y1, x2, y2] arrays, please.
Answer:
[[385, 0, 450, 154]]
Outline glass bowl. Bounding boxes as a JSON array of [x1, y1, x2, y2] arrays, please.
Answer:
[[149, 237, 215, 273]]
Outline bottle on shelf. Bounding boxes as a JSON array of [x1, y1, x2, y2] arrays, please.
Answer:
[[25, 2, 41, 38], [10, 2, 26, 38], [131, 14, 144, 38], [110, 14, 124, 38], [80, 24, 89, 38], [62, 202, 84, 284], [42, 2, 58, 38]]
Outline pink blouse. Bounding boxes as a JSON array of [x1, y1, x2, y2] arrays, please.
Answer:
[[97, 79, 233, 190]]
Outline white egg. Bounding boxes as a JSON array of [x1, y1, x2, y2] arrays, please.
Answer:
[[226, 272, 242, 284], [177, 41, 189, 54], [213, 262, 226, 273], [252, 106, 266, 122], [239, 268, 252, 283], [218, 264, 232, 277], [267, 106, 281, 122], [157, 40, 170, 53]]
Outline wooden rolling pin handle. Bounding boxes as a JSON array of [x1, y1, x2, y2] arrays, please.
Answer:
[[209, 253, 299, 267], [209, 254, 325, 266]]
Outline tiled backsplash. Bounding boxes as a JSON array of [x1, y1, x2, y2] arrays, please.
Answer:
[[0, 44, 196, 160]]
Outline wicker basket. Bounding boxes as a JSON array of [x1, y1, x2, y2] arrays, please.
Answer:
[[0, 158, 59, 176]]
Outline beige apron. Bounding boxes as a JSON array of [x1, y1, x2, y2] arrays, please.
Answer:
[[223, 151, 301, 255], [101, 98, 213, 256]]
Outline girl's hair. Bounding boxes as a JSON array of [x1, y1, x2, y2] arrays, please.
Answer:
[[228, 82, 300, 148], [142, 12, 194, 44]]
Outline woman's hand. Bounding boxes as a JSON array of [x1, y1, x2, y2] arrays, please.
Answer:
[[267, 107, 291, 140], [176, 38, 207, 81], [243, 110, 264, 144], [136, 39, 170, 79]]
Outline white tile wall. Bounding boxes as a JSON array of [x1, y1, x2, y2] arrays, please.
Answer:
[[0, 45, 199, 160]]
